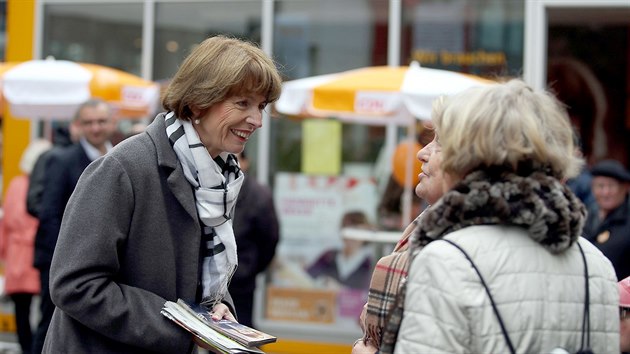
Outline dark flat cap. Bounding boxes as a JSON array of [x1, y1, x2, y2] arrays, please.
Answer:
[[591, 159, 630, 182]]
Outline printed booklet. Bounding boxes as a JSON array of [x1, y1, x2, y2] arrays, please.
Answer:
[[161, 299, 277, 354]]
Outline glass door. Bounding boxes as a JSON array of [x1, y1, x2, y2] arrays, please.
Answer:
[[525, 1, 630, 168]]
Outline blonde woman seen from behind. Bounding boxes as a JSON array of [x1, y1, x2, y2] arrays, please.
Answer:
[[387, 79, 619, 353]]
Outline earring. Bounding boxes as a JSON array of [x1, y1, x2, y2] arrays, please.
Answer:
[[194, 118, 200, 125]]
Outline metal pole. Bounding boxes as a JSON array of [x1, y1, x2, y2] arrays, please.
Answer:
[[388, 0, 413, 227], [385, 0, 402, 182], [257, 0, 274, 186], [523, 0, 546, 90], [388, 0, 401, 67], [141, 0, 155, 82], [401, 117, 415, 226]]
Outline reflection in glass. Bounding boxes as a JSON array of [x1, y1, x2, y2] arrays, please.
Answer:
[[153, 1, 262, 82], [43, 3, 143, 76], [272, 0, 389, 175], [0, 1, 6, 61], [547, 8, 630, 166], [402, 0, 524, 77]]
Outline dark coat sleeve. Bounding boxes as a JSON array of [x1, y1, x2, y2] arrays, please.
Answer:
[[26, 150, 51, 218], [230, 176, 280, 291], [35, 148, 77, 266], [48, 152, 194, 353], [250, 181, 280, 274]]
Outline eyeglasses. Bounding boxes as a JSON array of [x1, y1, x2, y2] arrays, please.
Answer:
[[620, 306, 630, 319]]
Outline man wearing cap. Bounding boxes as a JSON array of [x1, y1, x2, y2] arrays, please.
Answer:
[[619, 276, 630, 353], [584, 159, 630, 280]]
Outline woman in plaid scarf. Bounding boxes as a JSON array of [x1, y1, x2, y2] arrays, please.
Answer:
[[352, 121, 445, 354], [383, 79, 618, 353]]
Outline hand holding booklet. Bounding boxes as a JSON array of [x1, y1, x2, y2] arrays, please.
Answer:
[[161, 299, 277, 354]]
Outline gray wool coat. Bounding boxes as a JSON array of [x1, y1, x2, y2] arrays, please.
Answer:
[[43, 113, 234, 353]]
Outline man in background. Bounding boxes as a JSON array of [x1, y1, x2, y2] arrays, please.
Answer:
[[229, 150, 280, 328], [32, 98, 115, 353], [26, 124, 81, 219], [583, 159, 630, 280]]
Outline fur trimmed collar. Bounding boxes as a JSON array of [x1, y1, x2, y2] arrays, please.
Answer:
[[413, 168, 586, 254]]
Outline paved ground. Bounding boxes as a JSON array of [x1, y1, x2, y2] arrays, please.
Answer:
[[0, 343, 19, 354], [0, 333, 18, 354]]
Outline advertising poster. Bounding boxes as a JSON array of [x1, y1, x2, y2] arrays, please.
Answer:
[[266, 173, 378, 328]]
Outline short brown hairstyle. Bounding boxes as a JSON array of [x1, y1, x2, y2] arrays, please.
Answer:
[[161, 35, 282, 121]]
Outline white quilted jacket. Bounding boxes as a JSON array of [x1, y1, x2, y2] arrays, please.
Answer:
[[394, 225, 619, 354]]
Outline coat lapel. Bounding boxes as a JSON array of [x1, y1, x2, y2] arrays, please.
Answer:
[[146, 113, 199, 221]]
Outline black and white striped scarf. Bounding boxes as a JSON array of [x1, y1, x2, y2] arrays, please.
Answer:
[[165, 112, 243, 308]]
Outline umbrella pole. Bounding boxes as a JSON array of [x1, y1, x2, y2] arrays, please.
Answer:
[[401, 117, 415, 227], [385, 123, 397, 167], [30, 120, 39, 142], [44, 120, 53, 141]]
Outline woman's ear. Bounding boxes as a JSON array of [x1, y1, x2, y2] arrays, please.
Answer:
[[190, 106, 201, 118]]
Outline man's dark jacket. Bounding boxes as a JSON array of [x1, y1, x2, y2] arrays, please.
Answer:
[[27, 127, 74, 218], [584, 195, 630, 280], [228, 173, 280, 326], [33, 143, 91, 269]]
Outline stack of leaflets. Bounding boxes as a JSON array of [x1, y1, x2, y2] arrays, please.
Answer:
[[161, 299, 277, 354]]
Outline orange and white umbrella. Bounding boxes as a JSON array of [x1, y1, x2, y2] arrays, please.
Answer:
[[275, 61, 491, 123], [275, 62, 492, 227], [0, 58, 160, 120]]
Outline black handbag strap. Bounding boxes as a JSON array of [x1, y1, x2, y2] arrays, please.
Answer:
[[576, 242, 591, 352], [440, 239, 516, 354], [440, 239, 590, 354]]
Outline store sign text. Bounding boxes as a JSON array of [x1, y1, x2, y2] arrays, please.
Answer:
[[412, 50, 506, 67]]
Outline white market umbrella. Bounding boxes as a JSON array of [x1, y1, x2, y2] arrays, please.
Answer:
[[1, 57, 160, 121], [401, 61, 493, 120], [276, 61, 491, 123], [3, 59, 92, 119], [275, 62, 492, 225]]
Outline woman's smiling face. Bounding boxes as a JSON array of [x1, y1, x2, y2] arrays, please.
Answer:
[[192, 93, 268, 158]]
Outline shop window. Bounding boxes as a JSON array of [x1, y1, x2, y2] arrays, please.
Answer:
[[153, 1, 262, 83], [42, 3, 143, 76], [402, 0, 525, 78], [265, 0, 390, 343], [547, 7, 630, 166], [271, 0, 389, 174], [0, 0, 5, 61]]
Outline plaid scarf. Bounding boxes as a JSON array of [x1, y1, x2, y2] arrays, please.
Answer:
[[378, 168, 586, 353], [165, 112, 243, 309], [360, 212, 423, 348]]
